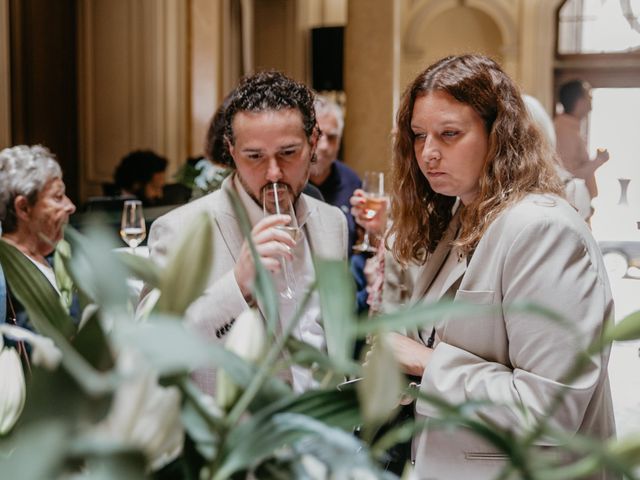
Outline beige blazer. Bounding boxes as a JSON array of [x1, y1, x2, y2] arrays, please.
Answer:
[[144, 175, 348, 394], [409, 194, 617, 480]]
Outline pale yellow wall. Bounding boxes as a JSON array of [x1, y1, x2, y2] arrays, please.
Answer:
[[190, 0, 223, 156], [400, 6, 504, 91], [343, 0, 401, 175]]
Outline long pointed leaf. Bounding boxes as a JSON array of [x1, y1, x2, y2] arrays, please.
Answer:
[[64, 226, 130, 313], [0, 240, 116, 395], [156, 212, 213, 315], [0, 239, 76, 338], [315, 259, 356, 369], [113, 250, 162, 289], [213, 412, 364, 480]]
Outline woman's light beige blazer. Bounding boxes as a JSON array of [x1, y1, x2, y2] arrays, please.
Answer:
[[409, 194, 617, 480]]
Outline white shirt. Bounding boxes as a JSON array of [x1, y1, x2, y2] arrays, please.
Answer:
[[234, 177, 324, 392]]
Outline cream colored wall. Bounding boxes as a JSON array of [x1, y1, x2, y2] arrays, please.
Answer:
[[0, 0, 10, 149], [400, 6, 504, 90], [190, 0, 223, 157], [342, 0, 563, 172], [343, 0, 401, 175], [77, 0, 188, 199], [519, 0, 565, 112]]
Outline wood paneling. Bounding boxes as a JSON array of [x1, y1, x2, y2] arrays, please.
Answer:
[[0, 0, 10, 148], [9, 0, 79, 202]]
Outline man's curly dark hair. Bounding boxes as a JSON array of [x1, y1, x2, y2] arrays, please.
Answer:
[[222, 71, 317, 168]]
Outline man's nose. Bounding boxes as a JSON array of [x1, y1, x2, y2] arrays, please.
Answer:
[[265, 157, 283, 182]]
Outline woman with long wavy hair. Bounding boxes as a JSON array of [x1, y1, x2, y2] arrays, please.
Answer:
[[374, 55, 615, 479]]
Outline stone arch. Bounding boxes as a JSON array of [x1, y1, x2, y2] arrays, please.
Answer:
[[403, 0, 518, 62]]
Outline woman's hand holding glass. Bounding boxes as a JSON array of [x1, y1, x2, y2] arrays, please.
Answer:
[[350, 189, 388, 237]]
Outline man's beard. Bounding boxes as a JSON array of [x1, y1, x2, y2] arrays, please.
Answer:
[[236, 161, 310, 208]]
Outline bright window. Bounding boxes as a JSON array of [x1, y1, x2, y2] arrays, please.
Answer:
[[558, 0, 640, 53]]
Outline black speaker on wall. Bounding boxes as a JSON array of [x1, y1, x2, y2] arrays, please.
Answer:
[[311, 26, 344, 92]]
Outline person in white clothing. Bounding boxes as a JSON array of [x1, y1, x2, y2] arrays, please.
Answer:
[[142, 72, 347, 395]]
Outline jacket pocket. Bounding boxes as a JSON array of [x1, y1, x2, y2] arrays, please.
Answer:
[[455, 289, 496, 304], [441, 289, 503, 360], [464, 452, 510, 461]]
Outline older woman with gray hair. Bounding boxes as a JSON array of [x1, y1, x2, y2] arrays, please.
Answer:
[[0, 145, 76, 326]]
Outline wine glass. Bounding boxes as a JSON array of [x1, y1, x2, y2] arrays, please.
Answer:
[[262, 182, 298, 300], [120, 200, 146, 254], [353, 171, 387, 253]]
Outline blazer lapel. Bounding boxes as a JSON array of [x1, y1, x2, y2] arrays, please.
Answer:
[[212, 177, 245, 262], [302, 199, 340, 259], [410, 210, 461, 303]]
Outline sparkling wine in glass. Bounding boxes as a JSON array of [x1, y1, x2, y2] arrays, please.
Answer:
[[120, 200, 146, 253], [353, 171, 387, 253], [262, 182, 298, 300]]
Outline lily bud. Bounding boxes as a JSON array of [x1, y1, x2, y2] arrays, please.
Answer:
[[0, 338, 26, 435], [216, 308, 267, 410]]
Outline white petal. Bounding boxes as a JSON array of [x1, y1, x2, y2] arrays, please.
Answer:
[[0, 324, 62, 370], [224, 308, 266, 363], [0, 347, 26, 435]]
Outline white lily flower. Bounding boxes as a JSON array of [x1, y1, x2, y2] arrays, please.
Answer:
[[92, 349, 184, 471], [301, 454, 328, 480], [216, 308, 267, 410], [0, 336, 26, 435], [0, 324, 62, 370]]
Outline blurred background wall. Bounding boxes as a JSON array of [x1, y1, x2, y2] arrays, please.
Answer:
[[0, 0, 638, 205]]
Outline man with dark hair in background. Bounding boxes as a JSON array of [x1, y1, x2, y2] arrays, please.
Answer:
[[141, 71, 347, 395], [554, 79, 609, 203]]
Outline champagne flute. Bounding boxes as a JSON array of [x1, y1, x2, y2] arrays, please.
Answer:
[[262, 182, 298, 300], [353, 171, 387, 253], [120, 200, 146, 254]]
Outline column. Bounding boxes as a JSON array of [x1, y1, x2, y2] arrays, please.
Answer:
[[343, 0, 401, 175]]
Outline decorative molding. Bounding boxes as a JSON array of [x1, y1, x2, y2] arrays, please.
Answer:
[[403, 0, 518, 58], [0, 0, 11, 148]]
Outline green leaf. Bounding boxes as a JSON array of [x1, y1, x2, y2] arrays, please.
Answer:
[[0, 240, 114, 395], [358, 334, 404, 429], [64, 226, 130, 314], [285, 337, 361, 382], [71, 311, 115, 371], [113, 250, 162, 289], [315, 259, 356, 369], [67, 438, 148, 479], [225, 188, 279, 335], [53, 238, 74, 311], [113, 316, 291, 405], [0, 420, 68, 479], [0, 239, 76, 338], [355, 300, 467, 337], [155, 212, 214, 316], [602, 310, 640, 343], [213, 412, 365, 480]]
